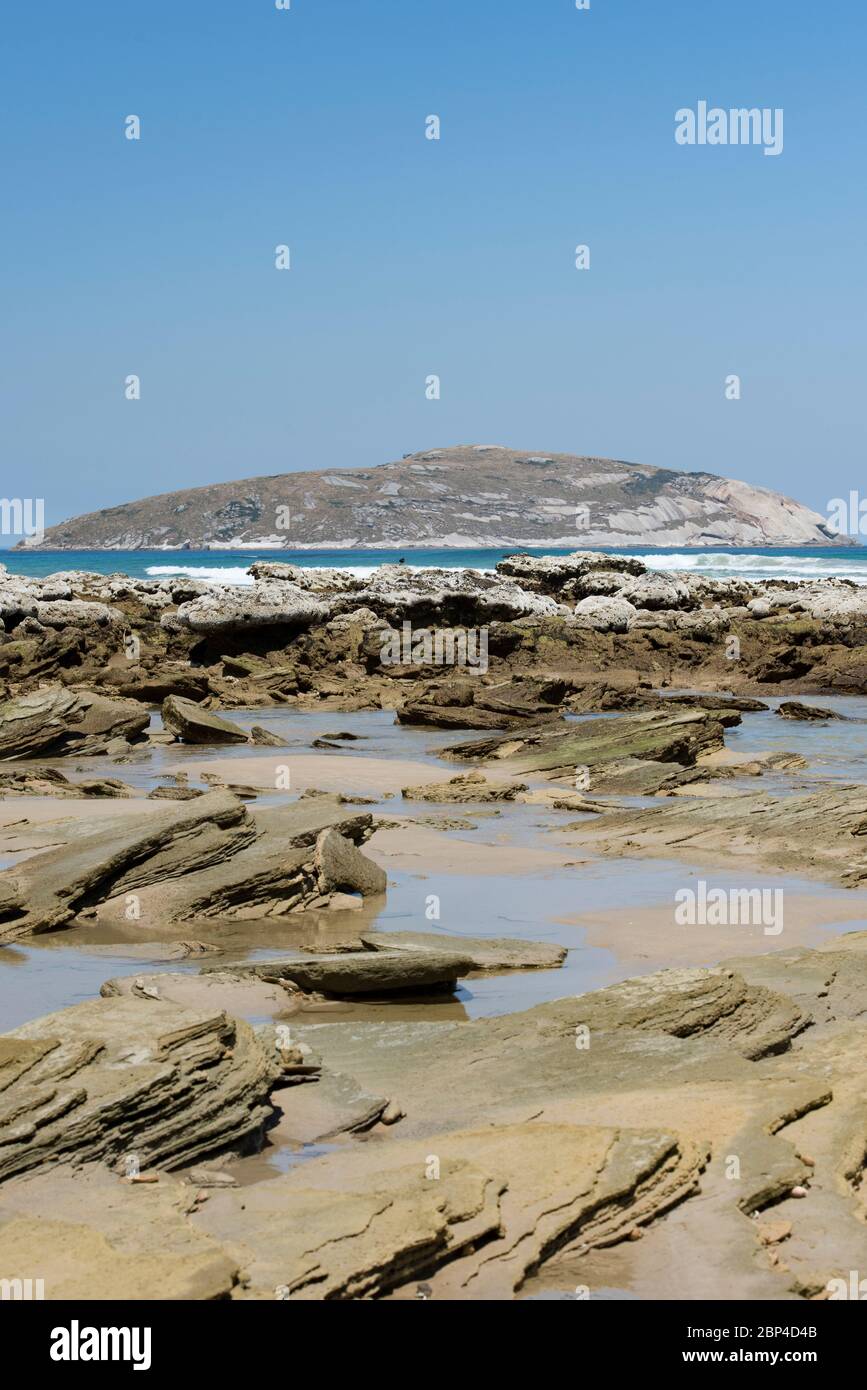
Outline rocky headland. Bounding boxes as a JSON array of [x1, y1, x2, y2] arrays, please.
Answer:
[[19, 444, 846, 550]]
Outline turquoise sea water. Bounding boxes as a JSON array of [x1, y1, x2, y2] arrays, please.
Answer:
[[4, 544, 867, 584]]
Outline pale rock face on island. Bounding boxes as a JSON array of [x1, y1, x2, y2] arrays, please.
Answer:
[[19, 444, 845, 551]]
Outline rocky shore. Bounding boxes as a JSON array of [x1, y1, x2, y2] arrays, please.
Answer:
[[2, 552, 867, 730], [2, 552, 867, 1301]]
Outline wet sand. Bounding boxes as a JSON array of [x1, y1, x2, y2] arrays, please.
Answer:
[[561, 890, 867, 975], [5, 704, 867, 1032]]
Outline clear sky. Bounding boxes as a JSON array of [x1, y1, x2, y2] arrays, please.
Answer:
[[2, 0, 865, 528]]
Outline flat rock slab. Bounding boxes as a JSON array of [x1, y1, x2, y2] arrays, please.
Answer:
[[360, 930, 567, 972], [401, 771, 526, 803], [516, 787, 610, 812], [0, 1167, 238, 1300], [202, 948, 474, 996], [0, 767, 133, 797], [570, 784, 867, 887], [267, 1070, 389, 1143], [101, 970, 288, 1019], [397, 701, 520, 731], [661, 693, 769, 713]]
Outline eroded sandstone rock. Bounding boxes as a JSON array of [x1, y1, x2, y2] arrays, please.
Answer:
[[197, 943, 472, 996], [9, 937, 867, 1300], [0, 767, 132, 797], [191, 1120, 706, 1300], [442, 706, 731, 794], [0, 689, 149, 759], [777, 700, 844, 721], [401, 771, 526, 803], [0, 997, 279, 1182], [0, 791, 386, 941], [359, 930, 567, 972], [574, 784, 867, 886], [161, 694, 249, 745], [167, 581, 331, 635]]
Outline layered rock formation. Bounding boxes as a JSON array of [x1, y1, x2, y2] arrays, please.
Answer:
[[0, 996, 279, 1182], [442, 706, 735, 794], [7, 936, 867, 1300], [0, 689, 149, 758], [570, 784, 867, 887], [0, 791, 386, 943]]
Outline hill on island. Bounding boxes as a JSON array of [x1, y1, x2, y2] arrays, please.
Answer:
[[20, 444, 845, 551]]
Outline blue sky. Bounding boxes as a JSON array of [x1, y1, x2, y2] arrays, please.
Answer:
[[2, 0, 865, 526]]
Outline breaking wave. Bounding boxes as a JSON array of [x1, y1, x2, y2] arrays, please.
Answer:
[[144, 550, 867, 588], [144, 562, 431, 585], [631, 552, 867, 584], [145, 565, 257, 586]]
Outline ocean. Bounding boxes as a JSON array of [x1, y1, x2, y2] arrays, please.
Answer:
[[3, 544, 867, 586]]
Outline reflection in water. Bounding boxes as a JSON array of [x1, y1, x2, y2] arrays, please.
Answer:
[[2, 699, 867, 1031]]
